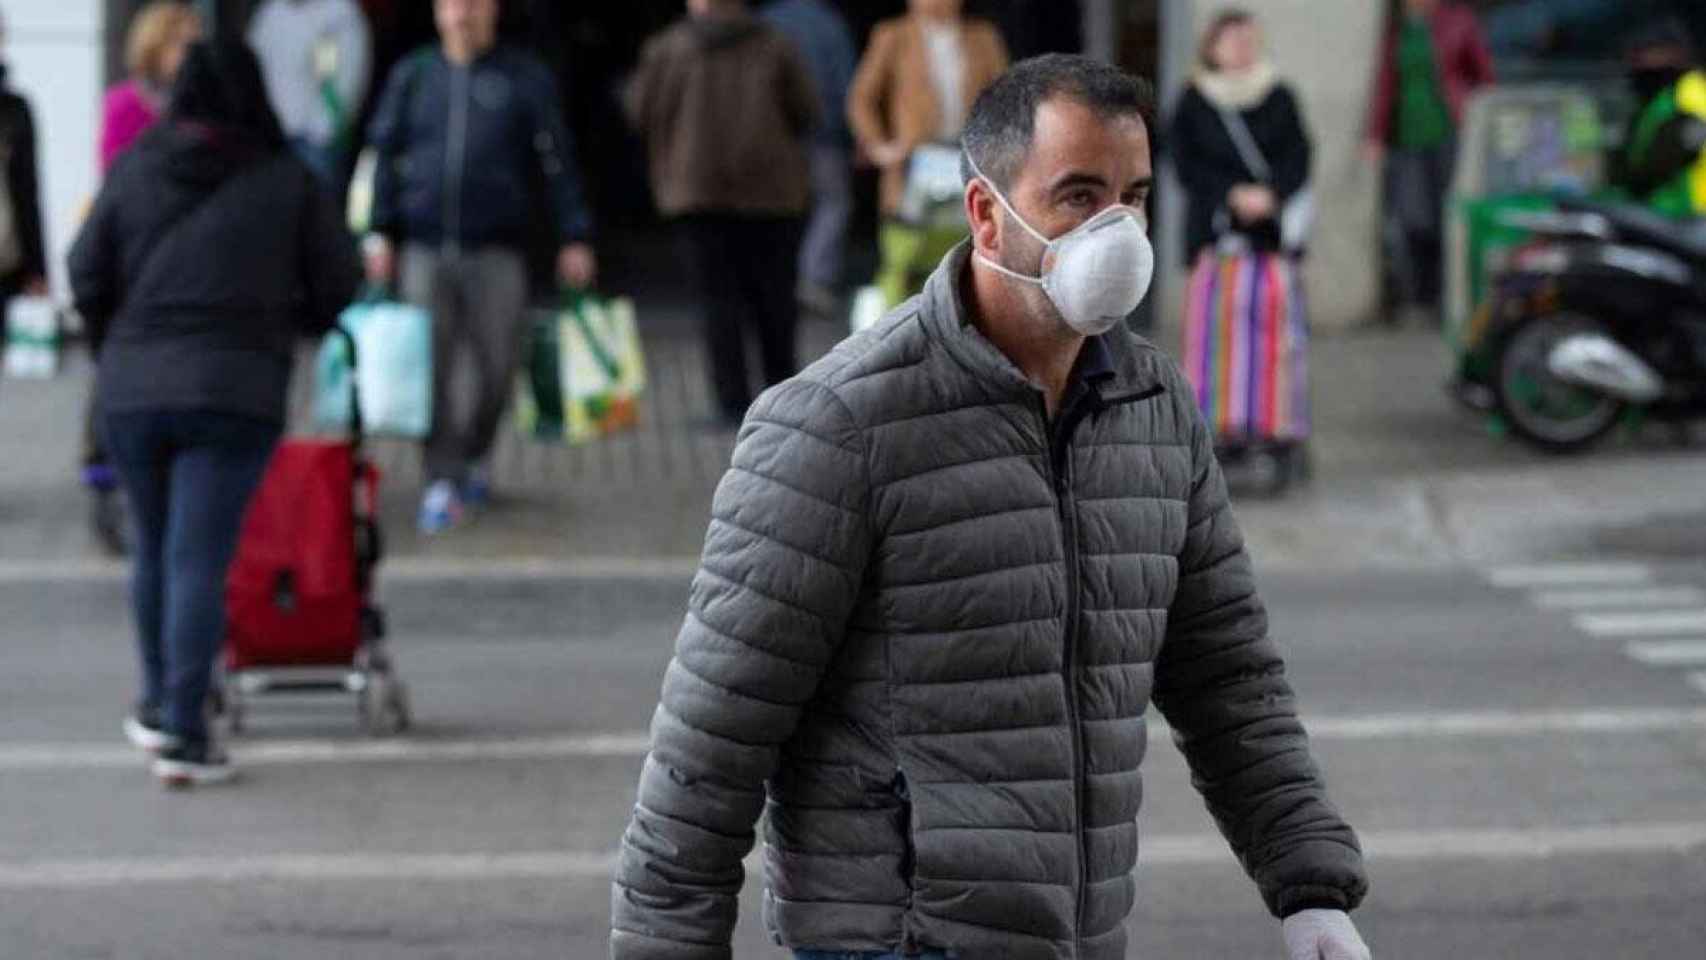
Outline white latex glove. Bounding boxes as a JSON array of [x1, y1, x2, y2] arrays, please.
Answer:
[[1282, 909, 1371, 960]]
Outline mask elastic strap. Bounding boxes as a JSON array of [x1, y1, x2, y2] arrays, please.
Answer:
[[966, 151, 1050, 245], [974, 252, 1045, 286]]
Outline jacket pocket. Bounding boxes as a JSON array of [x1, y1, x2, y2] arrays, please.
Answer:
[[893, 769, 916, 881]]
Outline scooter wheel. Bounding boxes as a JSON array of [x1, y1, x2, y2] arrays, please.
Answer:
[[1492, 311, 1624, 454]]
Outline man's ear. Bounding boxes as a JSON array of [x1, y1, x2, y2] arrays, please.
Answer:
[[965, 179, 1002, 257]]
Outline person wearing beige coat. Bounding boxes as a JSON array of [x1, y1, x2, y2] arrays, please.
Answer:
[[848, 0, 1007, 305]]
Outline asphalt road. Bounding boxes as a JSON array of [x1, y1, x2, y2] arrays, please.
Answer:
[[3, 558, 1705, 959]]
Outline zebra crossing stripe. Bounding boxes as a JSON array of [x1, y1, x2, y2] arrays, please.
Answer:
[[1530, 587, 1706, 610], [1625, 640, 1706, 668], [6, 707, 1706, 773], [1576, 611, 1706, 638], [2, 822, 1704, 889], [1487, 563, 1652, 589]]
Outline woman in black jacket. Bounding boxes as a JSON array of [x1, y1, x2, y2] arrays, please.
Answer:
[[1167, 9, 1313, 261], [69, 40, 362, 788]]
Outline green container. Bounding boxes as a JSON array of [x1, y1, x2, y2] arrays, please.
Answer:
[[1454, 192, 1557, 384]]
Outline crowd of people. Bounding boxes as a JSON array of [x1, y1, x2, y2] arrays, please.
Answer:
[[0, 0, 1697, 835], [18, 0, 1064, 544], [43, 0, 1025, 790]]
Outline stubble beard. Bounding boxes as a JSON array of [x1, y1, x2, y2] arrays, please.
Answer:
[[997, 211, 1073, 341]]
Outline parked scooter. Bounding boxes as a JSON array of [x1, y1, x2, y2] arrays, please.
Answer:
[[1472, 197, 1706, 452]]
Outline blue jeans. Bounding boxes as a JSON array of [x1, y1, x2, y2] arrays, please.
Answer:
[[104, 410, 280, 744], [795, 952, 950, 959]]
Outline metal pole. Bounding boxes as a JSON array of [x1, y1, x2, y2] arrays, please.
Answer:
[[1083, 0, 1118, 63], [1151, 0, 1195, 339], [196, 0, 218, 37]]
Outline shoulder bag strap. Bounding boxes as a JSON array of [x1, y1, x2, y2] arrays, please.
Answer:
[[1217, 106, 1272, 184]]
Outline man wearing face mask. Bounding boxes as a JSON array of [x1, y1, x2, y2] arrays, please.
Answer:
[[610, 55, 1370, 960]]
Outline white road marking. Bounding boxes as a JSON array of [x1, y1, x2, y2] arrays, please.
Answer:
[[1487, 563, 1652, 589], [1689, 673, 1706, 698], [7, 707, 1706, 773], [0, 851, 616, 889], [1357, 822, 1706, 861], [384, 556, 701, 581], [1576, 610, 1706, 638], [0, 555, 701, 586], [1625, 640, 1706, 668], [1530, 587, 1706, 610], [3, 822, 1703, 889], [1292, 706, 1706, 739], [0, 733, 654, 771]]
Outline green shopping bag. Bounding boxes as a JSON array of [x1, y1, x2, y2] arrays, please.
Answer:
[[518, 292, 644, 444]]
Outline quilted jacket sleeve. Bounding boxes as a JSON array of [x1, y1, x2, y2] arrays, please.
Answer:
[[1152, 388, 1368, 919], [610, 380, 873, 959]]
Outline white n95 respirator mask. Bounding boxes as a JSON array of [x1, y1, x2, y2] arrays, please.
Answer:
[[968, 154, 1154, 337]]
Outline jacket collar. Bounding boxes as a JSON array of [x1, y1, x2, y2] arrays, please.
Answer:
[[920, 242, 1164, 404]]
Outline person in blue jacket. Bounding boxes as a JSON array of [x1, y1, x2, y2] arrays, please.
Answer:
[[363, 0, 596, 534]]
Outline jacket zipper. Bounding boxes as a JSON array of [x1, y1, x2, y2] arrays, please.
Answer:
[[1036, 392, 1087, 957], [1041, 382, 1166, 955], [1058, 433, 1088, 957], [444, 63, 470, 256]]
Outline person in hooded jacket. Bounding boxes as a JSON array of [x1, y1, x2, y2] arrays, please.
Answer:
[[1167, 8, 1312, 262], [68, 39, 363, 788], [626, 0, 818, 428]]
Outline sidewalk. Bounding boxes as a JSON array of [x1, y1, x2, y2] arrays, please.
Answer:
[[2, 302, 1702, 575]]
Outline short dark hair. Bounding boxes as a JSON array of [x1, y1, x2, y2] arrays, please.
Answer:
[[960, 54, 1157, 191]]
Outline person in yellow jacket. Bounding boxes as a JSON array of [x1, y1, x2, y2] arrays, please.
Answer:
[[1620, 21, 1706, 218]]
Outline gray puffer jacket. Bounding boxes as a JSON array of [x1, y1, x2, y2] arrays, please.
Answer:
[[612, 245, 1367, 959]]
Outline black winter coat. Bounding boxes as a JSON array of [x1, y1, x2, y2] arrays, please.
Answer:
[[1167, 82, 1311, 258], [0, 69, 46, 289], [68, 122, 362, 424]]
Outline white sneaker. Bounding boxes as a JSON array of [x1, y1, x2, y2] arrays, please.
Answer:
[[123, 710, 179, 753]]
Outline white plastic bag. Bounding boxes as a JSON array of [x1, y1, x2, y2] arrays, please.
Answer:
[[2, 297, 59, 379], [849, 285, 887, 335]]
